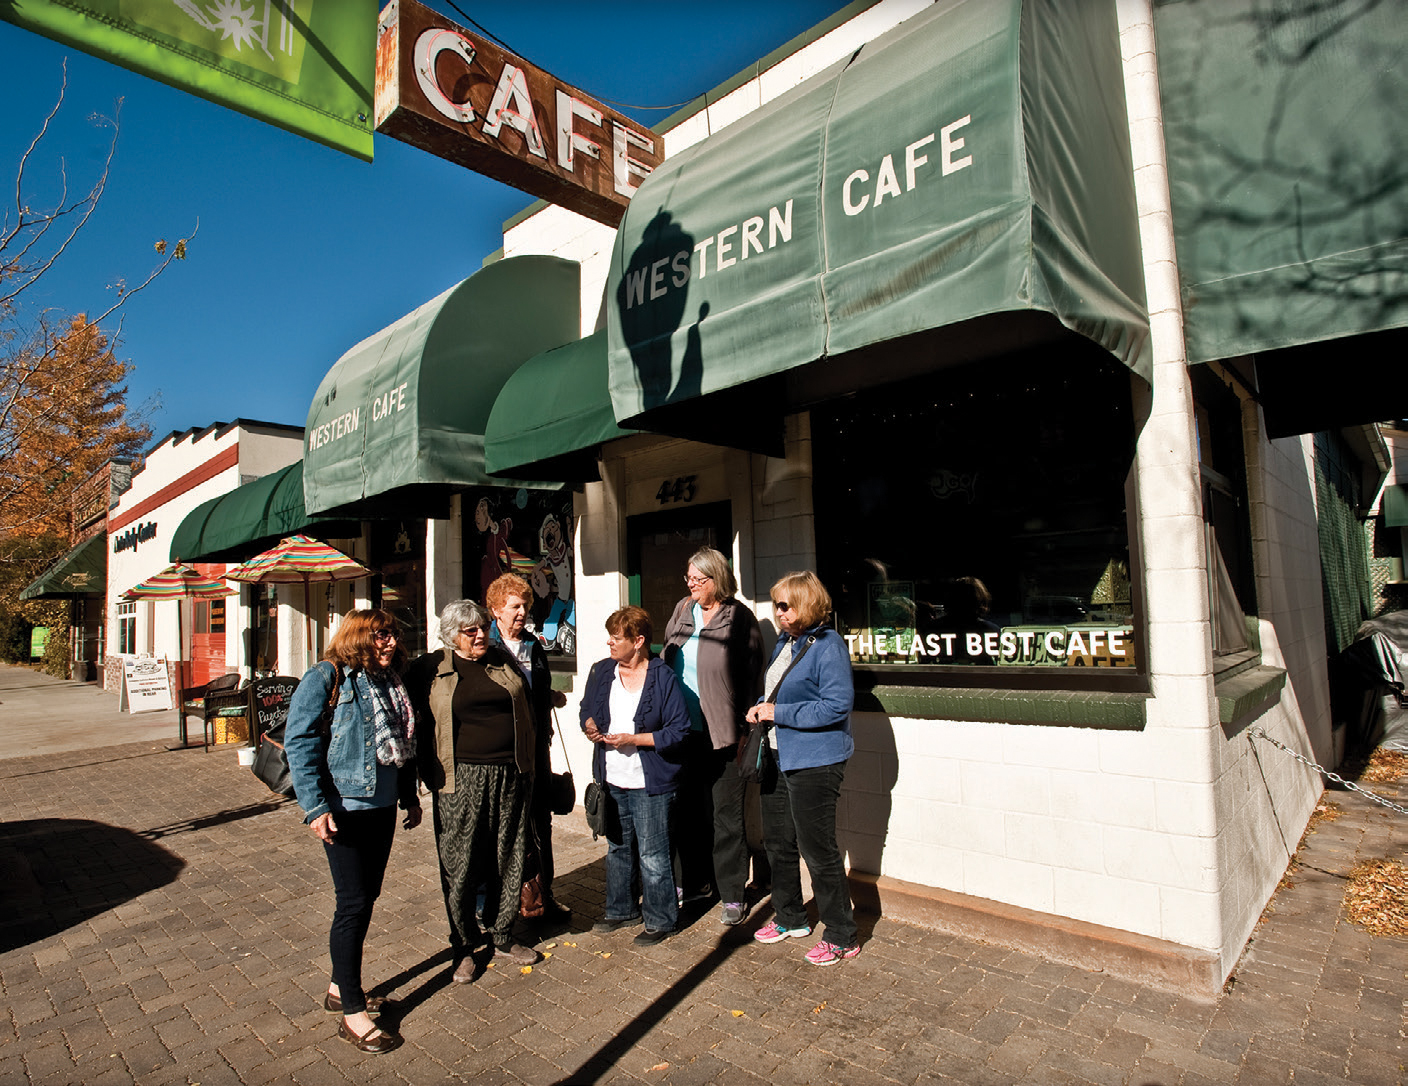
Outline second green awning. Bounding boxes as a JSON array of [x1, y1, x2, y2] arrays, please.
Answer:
[[304, 256, 581, 516], [484, 330, 636, 481], [19, 534, 106, 599], [607, 0, 1149, 435], [168, 460, 357, 564]]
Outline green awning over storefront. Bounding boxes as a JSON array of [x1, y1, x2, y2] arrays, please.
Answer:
[[19, 534, 106, 600], [1155, 0, 1406, 432], [304, 256, 581, 516], [607, 0, 1149, 442], [484, 330, 635, 481], [169, 460, 356, 564]]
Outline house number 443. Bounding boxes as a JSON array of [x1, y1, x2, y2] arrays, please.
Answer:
[[655, 475, 697, 504]]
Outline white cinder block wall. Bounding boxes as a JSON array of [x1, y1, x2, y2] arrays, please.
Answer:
[[503, 0, 1326, 980]]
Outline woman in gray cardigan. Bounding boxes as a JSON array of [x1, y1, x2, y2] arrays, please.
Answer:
[[661, 547, 766, 925]]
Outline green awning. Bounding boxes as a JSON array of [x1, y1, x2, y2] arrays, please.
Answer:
[[1385, 485, 1408, 530], [168, 461, 358, 564], [19, 534, 106, 600], [304, 256, 580, 516], [607, 0, 1149, 445], [1155, 0, 1407, 431], [484, 330, 635, 481]]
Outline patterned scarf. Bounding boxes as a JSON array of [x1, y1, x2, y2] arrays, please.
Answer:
[[357, 668, 416, 767]]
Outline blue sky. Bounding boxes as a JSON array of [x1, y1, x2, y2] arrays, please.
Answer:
[[0, 2, 841, 443]]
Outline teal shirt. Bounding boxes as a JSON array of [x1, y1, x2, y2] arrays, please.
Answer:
[[672, 602, 705, 731]]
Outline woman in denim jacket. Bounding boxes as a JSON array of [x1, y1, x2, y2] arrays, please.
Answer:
[[580, 606, 692, 944], [286, 609, 421, 1054], [744, 572, 859, 966]]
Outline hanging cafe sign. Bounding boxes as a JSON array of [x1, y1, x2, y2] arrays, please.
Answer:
[[375, 0, 665, 227]]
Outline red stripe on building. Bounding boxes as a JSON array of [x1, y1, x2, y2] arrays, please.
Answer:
[[108, 445, 240, 533]]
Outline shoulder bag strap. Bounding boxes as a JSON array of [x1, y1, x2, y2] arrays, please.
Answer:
[[764, 633, 818, 704]]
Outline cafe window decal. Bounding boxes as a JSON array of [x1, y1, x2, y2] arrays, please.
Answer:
[[814, 351, 1140, 677], [465, 488, 576, 657]]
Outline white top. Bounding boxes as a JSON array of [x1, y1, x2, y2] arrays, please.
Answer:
[[763, 640, 794, 750], [605, 666, 646, 789], [500, 635, 535, 687]]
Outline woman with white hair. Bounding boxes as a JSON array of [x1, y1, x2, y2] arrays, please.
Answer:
[[406, 599, 538, 979]]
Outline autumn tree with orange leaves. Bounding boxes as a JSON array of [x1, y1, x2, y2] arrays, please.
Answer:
[[0, 65, 193, 667]]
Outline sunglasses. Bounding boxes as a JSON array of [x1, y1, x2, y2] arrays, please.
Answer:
[[773, 601, 791, 613], [372, 630, 398, 644], [459, 625, 488, 637]]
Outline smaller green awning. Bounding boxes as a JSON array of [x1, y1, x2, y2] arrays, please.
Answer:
[[19, 534, 106, 599], [485, 330, 636, 481], [1384, 484, 1408, 530], [169, 461, 357, 564], [303, 256, 581, 517]]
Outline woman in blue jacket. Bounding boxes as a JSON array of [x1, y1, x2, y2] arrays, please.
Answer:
[[285, 609, 421, 1054], [745, 572, 859, 965], [581, 605, 692, 944]]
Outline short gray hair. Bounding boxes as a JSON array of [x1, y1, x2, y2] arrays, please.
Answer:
[[438, 598, 491, 647], [688, 546, 737, 601]]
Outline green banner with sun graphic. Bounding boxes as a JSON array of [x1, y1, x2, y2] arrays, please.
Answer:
[[0, 0, 375, 160]]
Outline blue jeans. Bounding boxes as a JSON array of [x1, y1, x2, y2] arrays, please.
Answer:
[[606, 786, 678, 933], [760, 760, 857, 948]]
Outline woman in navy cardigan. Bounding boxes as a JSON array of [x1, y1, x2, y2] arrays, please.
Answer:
[[745, 572, 860, 965], [581, 606, 692, 944]]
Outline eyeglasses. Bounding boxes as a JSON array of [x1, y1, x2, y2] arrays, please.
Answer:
[[372, 630, 398, 644], [773, 601, 791, 613], [684, 574, 713, 587]]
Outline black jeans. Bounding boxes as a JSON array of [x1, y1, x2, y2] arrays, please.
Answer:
[[673, 736, 771, 902], [760, 760, 857, 948], [322, 805, 396, 1015]]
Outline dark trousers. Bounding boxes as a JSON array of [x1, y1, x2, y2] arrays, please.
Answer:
[[674, 736, 770, 901], [760, 760, 857, 948], [432, 762, 530, 951], [524, 737, 557, 901], [322, 805, 396, 1016]]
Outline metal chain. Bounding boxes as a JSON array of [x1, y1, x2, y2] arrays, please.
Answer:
[[1250, 727, 1408, 815]]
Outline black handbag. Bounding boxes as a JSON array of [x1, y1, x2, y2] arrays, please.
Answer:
[[251, 664, 340, 798], [584, 779, 608, 839], [545, 711, 576, 816], [251, 721, 295, 796], [738, 633, 818, 788]]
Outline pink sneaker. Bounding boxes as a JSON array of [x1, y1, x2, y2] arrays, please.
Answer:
[[753, 919, 811, 944], [804, 940, 860, 966]]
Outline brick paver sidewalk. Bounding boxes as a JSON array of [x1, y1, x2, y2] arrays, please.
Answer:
[[0, 738, 1404, 1084]]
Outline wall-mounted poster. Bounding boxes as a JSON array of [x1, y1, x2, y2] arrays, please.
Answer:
[[462, 487, 576, 657]]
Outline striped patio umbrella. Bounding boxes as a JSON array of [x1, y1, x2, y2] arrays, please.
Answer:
[[225, 535, 372, 659], [122, 564, 236, 746], [122, 563, 237, 601]]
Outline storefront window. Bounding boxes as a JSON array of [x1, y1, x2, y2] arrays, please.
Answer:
[[813, 354, 1142, 683], [371, 519, 428, 654], [117, 601, 136, 655], [461, 488, 577, 658]]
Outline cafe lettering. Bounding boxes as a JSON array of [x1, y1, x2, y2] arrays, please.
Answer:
[[375, 0, 664, 227]]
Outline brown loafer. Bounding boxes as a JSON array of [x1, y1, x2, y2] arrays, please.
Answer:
[[324, 992, 385, 1015], [337, 1019, 402, 1053], [452, 956, 476, 984]]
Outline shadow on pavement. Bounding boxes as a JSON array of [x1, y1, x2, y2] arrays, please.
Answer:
[[138, 796, 294, 841], [0, 818, 185, 954]]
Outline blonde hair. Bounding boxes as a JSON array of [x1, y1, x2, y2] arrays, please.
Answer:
[[770, 571, 832, 630]]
